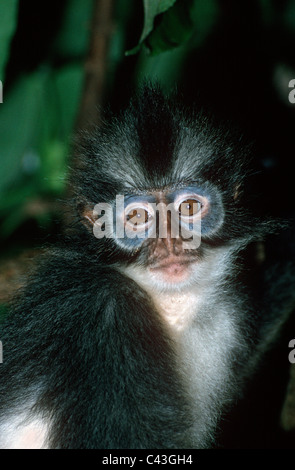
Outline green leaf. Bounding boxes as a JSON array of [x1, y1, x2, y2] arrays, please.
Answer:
[[0, 65, 82, 194], [0, 0, 19, 81], [126, 0, 177, 55], [55, 0, 94, 58], [40, 140, 68, 194], [0, 72, 45, 194], [37, 65, 83, 194], [146, 0, 219, 55], [140, 0, 178, 43], [128, 0, 218, 56], [52, 65, 84, 138], [134, 0, 219, 86], [0, 65, 83, 236], [146, 0, 193, 54]]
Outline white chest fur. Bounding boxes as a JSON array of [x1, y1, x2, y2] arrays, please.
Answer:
[[152, 291, 201, 333], [0, 413, 49, 449]]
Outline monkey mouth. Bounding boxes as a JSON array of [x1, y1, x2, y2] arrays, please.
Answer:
[[149, 258, 194, 282]]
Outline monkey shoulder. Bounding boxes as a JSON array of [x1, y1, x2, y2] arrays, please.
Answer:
[[16, 246, 129, 299], [0, 246, 137, 342]]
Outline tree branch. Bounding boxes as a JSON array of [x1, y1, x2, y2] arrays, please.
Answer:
[[75, 0, 115, 131]]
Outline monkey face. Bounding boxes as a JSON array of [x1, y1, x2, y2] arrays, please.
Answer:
[[75, 86, 270, 291], [81, 181, 227, 289]]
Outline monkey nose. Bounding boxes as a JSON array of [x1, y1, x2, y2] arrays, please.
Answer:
[[154, 235, 183, 258]]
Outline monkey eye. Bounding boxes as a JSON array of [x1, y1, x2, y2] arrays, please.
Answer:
[[126, 208, 151, 226], [124, 203, 154, 231], [178, 199, 202, 217], [174, 195, 203, 221]]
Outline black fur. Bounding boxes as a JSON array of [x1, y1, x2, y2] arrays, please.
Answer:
[[0, 85, 294, 448], [0, 252, 194, 448]]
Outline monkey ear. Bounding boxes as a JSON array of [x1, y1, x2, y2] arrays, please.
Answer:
[[77, 200, 97, 231], [83, 209, 97, 228]]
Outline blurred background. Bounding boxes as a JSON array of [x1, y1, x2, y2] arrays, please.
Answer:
[[0, 0, 295, 448]]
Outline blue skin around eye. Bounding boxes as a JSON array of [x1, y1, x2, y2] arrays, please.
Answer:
[[113, 194, 157, 249], [166, 185, 223, 238], [112, 184, 223, 249]]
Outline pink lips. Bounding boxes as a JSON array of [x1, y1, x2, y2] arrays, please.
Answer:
[[150, 259, 191, 282]]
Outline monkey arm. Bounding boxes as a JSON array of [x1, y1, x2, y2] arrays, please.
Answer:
[[0, 247, 194, 449]]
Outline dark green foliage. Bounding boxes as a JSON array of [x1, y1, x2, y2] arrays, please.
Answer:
[[1, 0, 295, 239], [0, 0, 93, 238]]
